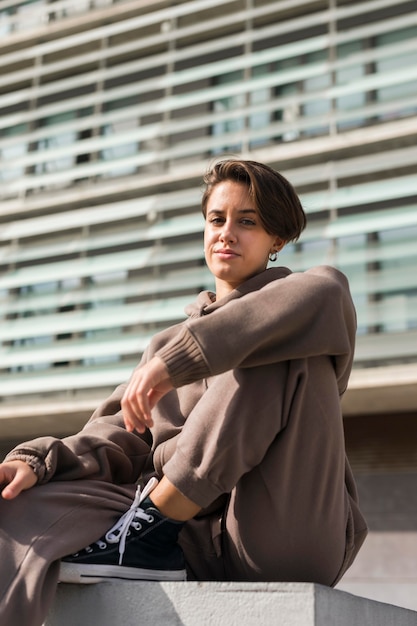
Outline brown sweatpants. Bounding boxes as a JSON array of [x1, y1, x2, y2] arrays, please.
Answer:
[[0, 358, 366, 626]]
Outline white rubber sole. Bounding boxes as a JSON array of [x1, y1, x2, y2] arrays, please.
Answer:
[[59, 562, 187, 584]]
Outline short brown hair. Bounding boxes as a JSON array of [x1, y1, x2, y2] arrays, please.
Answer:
[[202, 158, 306, 242]]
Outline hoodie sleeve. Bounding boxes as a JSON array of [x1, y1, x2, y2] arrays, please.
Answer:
[[4, 383, 153, 485], [156, 266, 356, 396]]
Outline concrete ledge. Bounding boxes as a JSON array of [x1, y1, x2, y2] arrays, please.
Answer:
[[45, 582, 417, 625]]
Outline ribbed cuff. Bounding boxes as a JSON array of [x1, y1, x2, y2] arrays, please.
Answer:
[[156, 326, 210, 388], [4, 451, 46, 483]]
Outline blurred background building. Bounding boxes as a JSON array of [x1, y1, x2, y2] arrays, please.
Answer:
[[0, 0, 416, 611]]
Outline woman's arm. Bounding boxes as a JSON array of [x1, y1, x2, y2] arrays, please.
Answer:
[[119, 266, 357, 433], [4, 383, 153, 485], [157, 266, 356, 392]]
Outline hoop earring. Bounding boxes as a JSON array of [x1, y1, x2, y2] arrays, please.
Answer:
[[269, 251, 278, 262]]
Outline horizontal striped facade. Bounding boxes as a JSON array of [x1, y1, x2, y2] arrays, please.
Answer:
[[0, 0, 416, 435]]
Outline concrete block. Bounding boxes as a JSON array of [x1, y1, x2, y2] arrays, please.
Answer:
[[45, 581, 417, 626]]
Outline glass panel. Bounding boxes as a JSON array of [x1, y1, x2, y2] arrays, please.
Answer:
[[100, 120, 138, 178], [0, 9, 12, 37], [100, 98, 139, 177], [5, 280, 57, 373], [274, 57, 301, 142], [302, 50, 331, 137], [83, 272, 123, 364], [211, 70, 245, 154], [0, 123, 28, 182], [376, 27, 417, 119], [248, 64, 272, 148], [35, 112, 76, 175], [13, 0, 46, 31], [336, 41, 366, 131], [371, 226, 417, 332]]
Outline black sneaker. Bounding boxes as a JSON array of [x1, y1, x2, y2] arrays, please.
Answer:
[[59, 478, 186, 583]]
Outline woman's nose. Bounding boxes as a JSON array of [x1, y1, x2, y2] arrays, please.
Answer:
[[219, 221, 236, 242]]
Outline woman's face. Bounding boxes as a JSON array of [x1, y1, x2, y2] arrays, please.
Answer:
[[204, 180, 283, 299]]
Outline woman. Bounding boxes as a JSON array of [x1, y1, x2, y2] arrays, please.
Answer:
[[0, 159, 367, 625]]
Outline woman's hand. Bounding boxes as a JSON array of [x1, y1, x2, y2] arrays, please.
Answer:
[[0, 460, 37, 500], [121, 356, 174, 433]]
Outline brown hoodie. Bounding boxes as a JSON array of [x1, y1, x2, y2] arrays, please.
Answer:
[[6, 265, 357, 488]]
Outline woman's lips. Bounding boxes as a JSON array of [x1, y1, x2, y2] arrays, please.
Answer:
[[214, 248, 239, 258]]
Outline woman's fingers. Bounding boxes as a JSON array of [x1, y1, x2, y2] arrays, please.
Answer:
[[0, 461, 37, 500], [121, 357, 173, 433]]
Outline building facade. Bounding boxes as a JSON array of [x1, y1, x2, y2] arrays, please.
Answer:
[[0, 0, 416, 610]]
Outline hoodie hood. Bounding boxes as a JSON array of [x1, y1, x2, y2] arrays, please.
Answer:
[[185, 266, 292, 318]]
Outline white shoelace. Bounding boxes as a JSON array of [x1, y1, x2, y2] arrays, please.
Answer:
[[101, 477, 159, 565]]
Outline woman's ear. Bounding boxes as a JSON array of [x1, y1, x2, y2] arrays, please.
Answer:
[[271, 237, 286, 254]]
